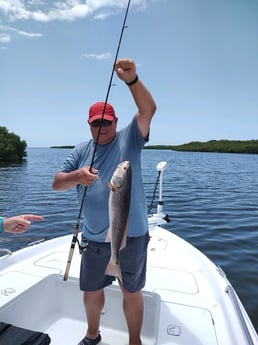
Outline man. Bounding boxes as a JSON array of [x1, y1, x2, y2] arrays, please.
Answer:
[[0, 214, 44, 234], [52, 58, 156, 345]]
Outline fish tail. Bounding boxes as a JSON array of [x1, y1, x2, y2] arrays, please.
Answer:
[[105, 259, 123, 284]]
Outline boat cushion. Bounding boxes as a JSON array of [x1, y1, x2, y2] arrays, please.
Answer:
[[0, 322, 51, 345]]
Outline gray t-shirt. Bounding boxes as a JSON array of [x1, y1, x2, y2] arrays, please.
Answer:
[[60, 116, 149, 241]]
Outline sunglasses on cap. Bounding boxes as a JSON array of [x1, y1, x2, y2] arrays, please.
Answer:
[[91, 119, 113, 128]]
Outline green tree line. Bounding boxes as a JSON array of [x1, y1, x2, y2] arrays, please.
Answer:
[[0, 126, 27, 162], [145, 140, 258, 154]]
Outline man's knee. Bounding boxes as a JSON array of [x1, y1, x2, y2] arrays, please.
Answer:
[[120, 285, 142, 301]]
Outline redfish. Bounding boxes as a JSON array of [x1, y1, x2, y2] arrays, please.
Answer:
[[105, 161, 132, 284]]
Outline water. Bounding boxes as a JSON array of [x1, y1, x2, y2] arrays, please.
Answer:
[[0, 148, 258, 331]]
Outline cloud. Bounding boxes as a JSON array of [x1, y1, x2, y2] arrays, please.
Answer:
[[0, 0, 148, 23], [0, 33, 11, 43], [0, 25, 43, 42], [0, 0, 148, 44], [81, 52, 112, 60]]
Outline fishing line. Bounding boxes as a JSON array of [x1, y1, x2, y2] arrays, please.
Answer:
[[64, 0, 131, 281]]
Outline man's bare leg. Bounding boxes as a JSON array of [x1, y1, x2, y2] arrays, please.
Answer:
[[120, 284, 143, 345], [83, 289, 104, 339]]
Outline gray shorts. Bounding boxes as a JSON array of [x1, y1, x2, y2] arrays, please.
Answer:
[[79, 232, 150, 293]]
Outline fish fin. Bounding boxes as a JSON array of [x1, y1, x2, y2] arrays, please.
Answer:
[[105, 259, 123, 284], [105, 228, 111, 242], [120, 223, 128, 250], [108, 182, 116, 192]]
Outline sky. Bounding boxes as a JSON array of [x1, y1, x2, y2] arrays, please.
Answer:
[[1, 0, 258, 147]]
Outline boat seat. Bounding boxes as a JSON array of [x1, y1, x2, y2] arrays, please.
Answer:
[[0, 322, 51, 345]]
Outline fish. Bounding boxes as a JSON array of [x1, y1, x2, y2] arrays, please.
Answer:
[[105, 161, 132, 284]]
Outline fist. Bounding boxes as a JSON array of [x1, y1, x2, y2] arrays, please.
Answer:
[[78, 166, 98, 186], [115, 58, 136, 83]]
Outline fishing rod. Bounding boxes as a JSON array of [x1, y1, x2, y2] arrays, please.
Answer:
[[63, 0, 131, 281]]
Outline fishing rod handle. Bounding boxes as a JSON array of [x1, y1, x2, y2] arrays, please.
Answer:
[[63, 229, 79, 281]]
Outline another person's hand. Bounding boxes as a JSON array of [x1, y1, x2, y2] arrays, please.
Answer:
[[2, 215, 44, 234]]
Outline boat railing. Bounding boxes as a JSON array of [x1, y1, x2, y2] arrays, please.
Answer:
[[226, 285, 256, 345]]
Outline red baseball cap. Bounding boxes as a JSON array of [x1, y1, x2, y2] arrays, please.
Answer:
[[88, 102, 116, 123]]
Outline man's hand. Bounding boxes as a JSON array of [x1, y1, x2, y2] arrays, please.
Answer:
[[115, 58, 137, 84], [52, 166, 99, 191], [77, 166, 99, 186]]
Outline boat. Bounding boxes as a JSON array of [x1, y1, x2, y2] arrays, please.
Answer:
[[0, 161, 257, 345]]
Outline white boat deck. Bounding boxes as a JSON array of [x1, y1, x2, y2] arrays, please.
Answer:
[[0, 227, 257, 345]]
